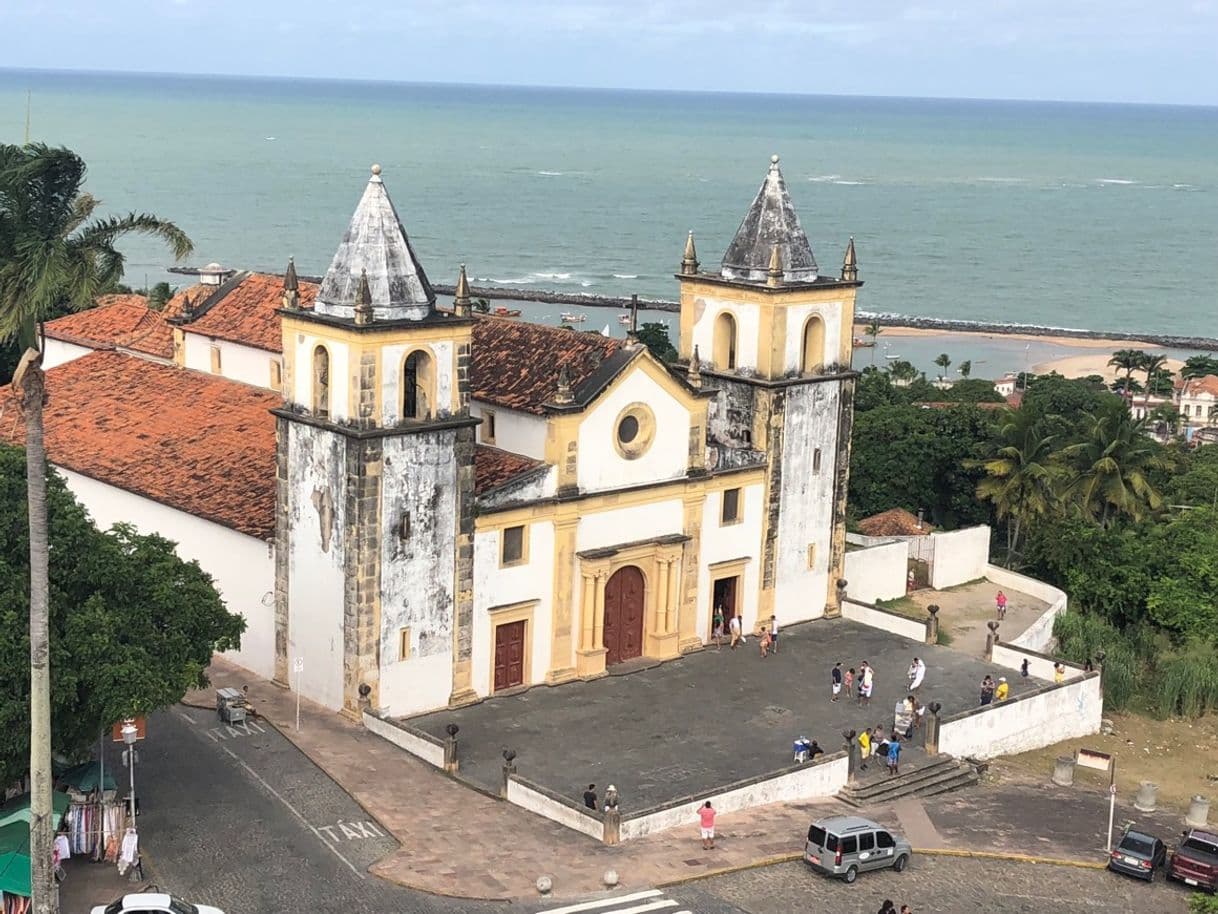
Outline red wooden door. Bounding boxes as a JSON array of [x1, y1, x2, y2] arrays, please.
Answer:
[[603, 566, 645, 665], [494, 620, 526, 691]]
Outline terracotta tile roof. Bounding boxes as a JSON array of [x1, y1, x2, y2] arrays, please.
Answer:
[[43, 291, 194, 360], [0, 351, 278, 539], [187, 273, 317, 352], [1180, 375, 1218, 398], [474, 445, 547, 495], [470, 316, 630, 415], [856, 507, 936, 537]]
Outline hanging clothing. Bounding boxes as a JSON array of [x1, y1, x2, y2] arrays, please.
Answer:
[[118, 828, 138, 875], [54, 834, 70, 862]]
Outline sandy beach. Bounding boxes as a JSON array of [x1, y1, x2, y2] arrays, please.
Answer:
[[857, 324, 1163, 351]]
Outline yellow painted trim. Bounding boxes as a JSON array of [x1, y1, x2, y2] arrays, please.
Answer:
[[488, 601, 535, 693], [719, 485, 743, 525], [709, 557, 749, 631], [498, 522, 530, 568], [280, 313, 473, 346], [611, 401, 657, 460], [708, 556, 752, 571], [269, 358, 283, 392], [543, 412, 583, 493], [397, 345, 439, 421]]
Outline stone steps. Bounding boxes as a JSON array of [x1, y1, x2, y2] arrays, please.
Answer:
[[838, 756, 979, 807]]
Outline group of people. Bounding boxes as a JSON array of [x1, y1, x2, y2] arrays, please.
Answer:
[[858, 723, 905, 774], [979, 674, 1009, 705], [878, 901, 914, 914], [711, 606, 781, 658], [831, 659, 878, 705]]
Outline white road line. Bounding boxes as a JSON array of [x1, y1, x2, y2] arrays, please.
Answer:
[[539, 890, 663, 914], [173, 709, 194, 724], [218, 745, 364, 879], [600, 901, 678, 914]]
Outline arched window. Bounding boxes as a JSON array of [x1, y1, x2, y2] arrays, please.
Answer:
[[801, 315, 825, 374], [312, 345, 330, 418], [402, 350, 433, 420], [713, 312, 737, 371]]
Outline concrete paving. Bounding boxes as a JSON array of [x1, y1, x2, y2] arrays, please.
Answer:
[[411, 618, 1044, 807]]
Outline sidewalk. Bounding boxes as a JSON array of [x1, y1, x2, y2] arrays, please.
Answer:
[[197, 658, 1195, 901]]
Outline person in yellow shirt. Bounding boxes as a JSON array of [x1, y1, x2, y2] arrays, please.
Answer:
[[858, 727, 871, 769], [995, 676, 1010, 701]]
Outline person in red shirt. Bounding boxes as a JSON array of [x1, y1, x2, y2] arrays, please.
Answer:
[[699, 801, 716, 849]]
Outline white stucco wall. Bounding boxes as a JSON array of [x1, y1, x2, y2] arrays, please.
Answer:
[[619, 754, 850, 842], [773, 382, 841, 623], [577, 367, 690, 493], [991, 644, 1085, 682], [284, 423, 347, 711], [929, 525, 991, 590], [42, 339, 95, 369], [290, 332, 351, 422], [506, 778, 606, 841], [698, 483, 764, 636], [470, 403, 547, 460], [471, 521, 555, 696], [381, 340, 456, 423], [362, 712, 446, 767], [576, 499, 685, 553], [782, 300, 845, 372], [57, 468, 276, 680], [842, 599, 928, 643], [183, 332, 278, 390], [377, 431, 458, 716], [844, 540, 909, 604], [689, 296, 762, 372], [938, 675, 1102, 760], [986, 564, 1068, 653]]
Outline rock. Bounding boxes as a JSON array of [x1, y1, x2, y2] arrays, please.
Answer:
[[1101, 719, 1114, 735], [603, 869, 619, 887], [536, 876, 553, 895]]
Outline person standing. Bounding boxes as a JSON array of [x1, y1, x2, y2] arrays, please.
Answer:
[[583, 784, 598, 810], [831, 661, 843, 700], [844, 666, 855, 700], [712, 605, 725, 650], [858, 726, 871, 770], [995, 677, 1009, 701], [980, 675, 996, 706], [759, 625, 772, 658], [861, 662, 875, 708], [887, 734, 902, 775], [1020, 657, 1030, 679], [769, 615, 780, 653], [699, 801, 716, 850], [907, 657, 925, 691], [1054, 662, 1066, 684], [728, 612, 742, 650], [995, 590, 1008, 620]]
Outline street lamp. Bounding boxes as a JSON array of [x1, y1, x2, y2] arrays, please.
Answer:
[[121, 722, 138, 831]]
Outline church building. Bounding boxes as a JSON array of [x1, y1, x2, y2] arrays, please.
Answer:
[[7, 157, 862, 718]]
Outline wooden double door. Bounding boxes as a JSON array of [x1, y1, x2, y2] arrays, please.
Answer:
[[493, 619, 526, 692], [603, 565, 645, 666]]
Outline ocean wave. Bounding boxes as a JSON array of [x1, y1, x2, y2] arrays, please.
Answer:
[[975, 177, 1025, 184], [475, 276, 531, 285], [1173, 183, 1194, 189], [833, 180, 865, 185], [1095, 178, 1137, 185], [532, 272, 572, 280], [536, 170, 563, 177], [612, 273, 639, 279], [808, 174, 841, 183], [580, 281, 594, 287]]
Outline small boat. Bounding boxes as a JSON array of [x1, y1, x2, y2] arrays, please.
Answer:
[[853, 337, 875, 348], [494, 307, 522, 318], [618, 313, 632, 325], [601, 324, 611, 337], [560, 312, 586, 323], [884, 352, 902, 360]]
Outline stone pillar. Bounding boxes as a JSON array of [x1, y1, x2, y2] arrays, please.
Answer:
[[1052, 756, 1075, 786], [647, 556, 681, 659], [546, 515, 580, 685], [1134, 782, 1158, 812], [579, 572, 596, 651], [593, 572, 607, 649], [843, 729, 858, 785], [825, 375, 857, 618], [449, 424, 479, 708], [273, 416, 291, 687], [924, 702, 941, 756], [677, 494, 704, 653], [1187, 796, 1211, 828], [443, 724, 459, 774], [926, 604, 940, 646], [500, 750, 517, 799], [576, 568, 608, 677], [655, 558, 671, 633], [984, 620, 1000, 661]]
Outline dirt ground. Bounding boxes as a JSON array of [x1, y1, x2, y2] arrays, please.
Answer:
[[883, 579, 1050, 657], [988, 711, 1218, 812]]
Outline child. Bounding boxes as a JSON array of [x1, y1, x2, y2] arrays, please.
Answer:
[[995, 590, 1008, 620], [759, 625, 772, 658], [844, 667, 855, 699], [712, 606, 725, 650]]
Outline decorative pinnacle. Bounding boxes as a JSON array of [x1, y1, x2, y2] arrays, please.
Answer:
[[680, 230, 699, 275], [687, 345, 702, 388], [770, 153, 780, 168], [554, 362, 574, 406], [370, 163, 382, 176], [283, 256, 299, 291], [354, 268, 374, 325], [453, 263, 472, 317], [841, 236, 858, 282], [766, 243, 783, 287]]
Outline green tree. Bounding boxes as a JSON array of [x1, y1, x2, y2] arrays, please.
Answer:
[[635, 321, 677, 362], [1141, 353, 1168, 407], [1182, 354, 1218, 379], [1168, 445, 1218, 508], [0, 143, 191, 914], [1059, 404, 1168, 527], [886, 359, 918, 385], [864, 320, 882, 364], [1110, 376, 1143, 395], [933, 352, 951, 381], [1144, 507, 1218, 636], [1107, 348, 1145, 394], [0, 446, 244, 789], [146, 280, 173, 310], [958, 359, 972, 378], [967, 409, 1060, 561], [943, 378, 1004, 404], [473, 297, 491, 314], [1148, 402, 1180, 438], [1022, 372, 1120, 420]]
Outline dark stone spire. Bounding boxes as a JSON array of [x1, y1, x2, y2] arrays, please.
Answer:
[[282, 257, 300, 310], [840, 236, 858, 282], [687, 345, 702, 388], [315, 164, 436, 322], [680, 230, 699, 275], [554, 363, 574, 405], [721, 155, 818, 284], [453, 263, 472, 318], [353, 268, 374, 326]]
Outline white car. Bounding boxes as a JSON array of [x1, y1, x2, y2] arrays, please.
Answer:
[[91, 892, 224, 914]]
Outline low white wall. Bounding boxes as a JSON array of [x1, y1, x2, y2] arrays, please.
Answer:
[[991, 643, 1084, 683], [842, 599, 927, 644], [361, 711, 444, 768], [844, 541, 908, 604], [985, 564, 1068, 653], [938, 674, 1102, 760], [506, 777, 605, 841], [619, 754, 849, 842], [929, 525, 991, 590], [43, 338, 95, 369]]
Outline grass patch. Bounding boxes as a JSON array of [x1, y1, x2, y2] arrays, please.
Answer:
[[875, 596, 924, 619], [937, 628, 954, 646]]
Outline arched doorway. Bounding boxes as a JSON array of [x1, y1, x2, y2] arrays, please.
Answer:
[[801, 315, 825, 374], [713, 312, 737, 370], [602, 565, 645, 665]]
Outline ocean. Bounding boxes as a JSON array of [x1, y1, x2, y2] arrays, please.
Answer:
[[1, 69, 1216, 370]]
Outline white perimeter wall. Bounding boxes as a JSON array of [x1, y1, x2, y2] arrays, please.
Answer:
[[689, 296, 762, 373], [57, 468, 275, 679], [577, 367, 690, 493], [938, 675, 1102, 760], [985, 564, 1068, 653], [43, 339, 95, 369], [699, 484, 764, 636], [471, 521, 555, 696], [506, 778, 605, 841], [362, 712, 445, 768], [619, 755, 849, 841], [929, 525, 991, 590], [471, 403, 547, 460], [844, 540, 908, 604], [183, 333, 278, 391], [842, 599, 927, 644]]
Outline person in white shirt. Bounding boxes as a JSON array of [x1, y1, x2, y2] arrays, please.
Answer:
[[769, 615, 780, 653], [728, 613, 742, 649], [908, 657, 926, 691]]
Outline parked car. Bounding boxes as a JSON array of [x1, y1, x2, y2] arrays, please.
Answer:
[[804, 814, 912, 884], [92, 892, 224, 914], [1169, 829, 1218, 891], [1107, 826, 1167, 881]]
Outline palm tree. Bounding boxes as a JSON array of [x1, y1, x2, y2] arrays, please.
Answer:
[[0, 144, 191, 914], [966, 409, 1060, 562], [1141, 353, 1168, 408], [1107, 349, 1143, 395], [1059, 405, 1168, 528], [864, 320, 882, 364], [959, 359, 972, 379], [887, 359, 917, 385], [933, 352, 951, 382]]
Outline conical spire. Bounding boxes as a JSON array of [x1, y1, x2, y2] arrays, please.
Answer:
[[840, 236, 858, 282], [453, 263, 472, 318], [554, 363, 574, 405], [315, 164, 435, 322], [282, 257, 300, 310], [687, 345, 702, 389], [353, 268, 374, 326], [721, 155, 818, 284], [766, 244, 783, 287], [179, 292, 195, 321], [680, 231, 700, 275]]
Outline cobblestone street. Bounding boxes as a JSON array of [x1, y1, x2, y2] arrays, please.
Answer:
[[680, 857, 1193, 914]]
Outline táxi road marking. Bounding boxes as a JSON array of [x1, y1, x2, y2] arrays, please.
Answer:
[[205, 720, 267, 741], [318, 821, 386, 842], [218, 745, 364, 879]]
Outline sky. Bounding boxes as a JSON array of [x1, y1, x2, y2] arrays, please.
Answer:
[[2, 0, 1217, 105]]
